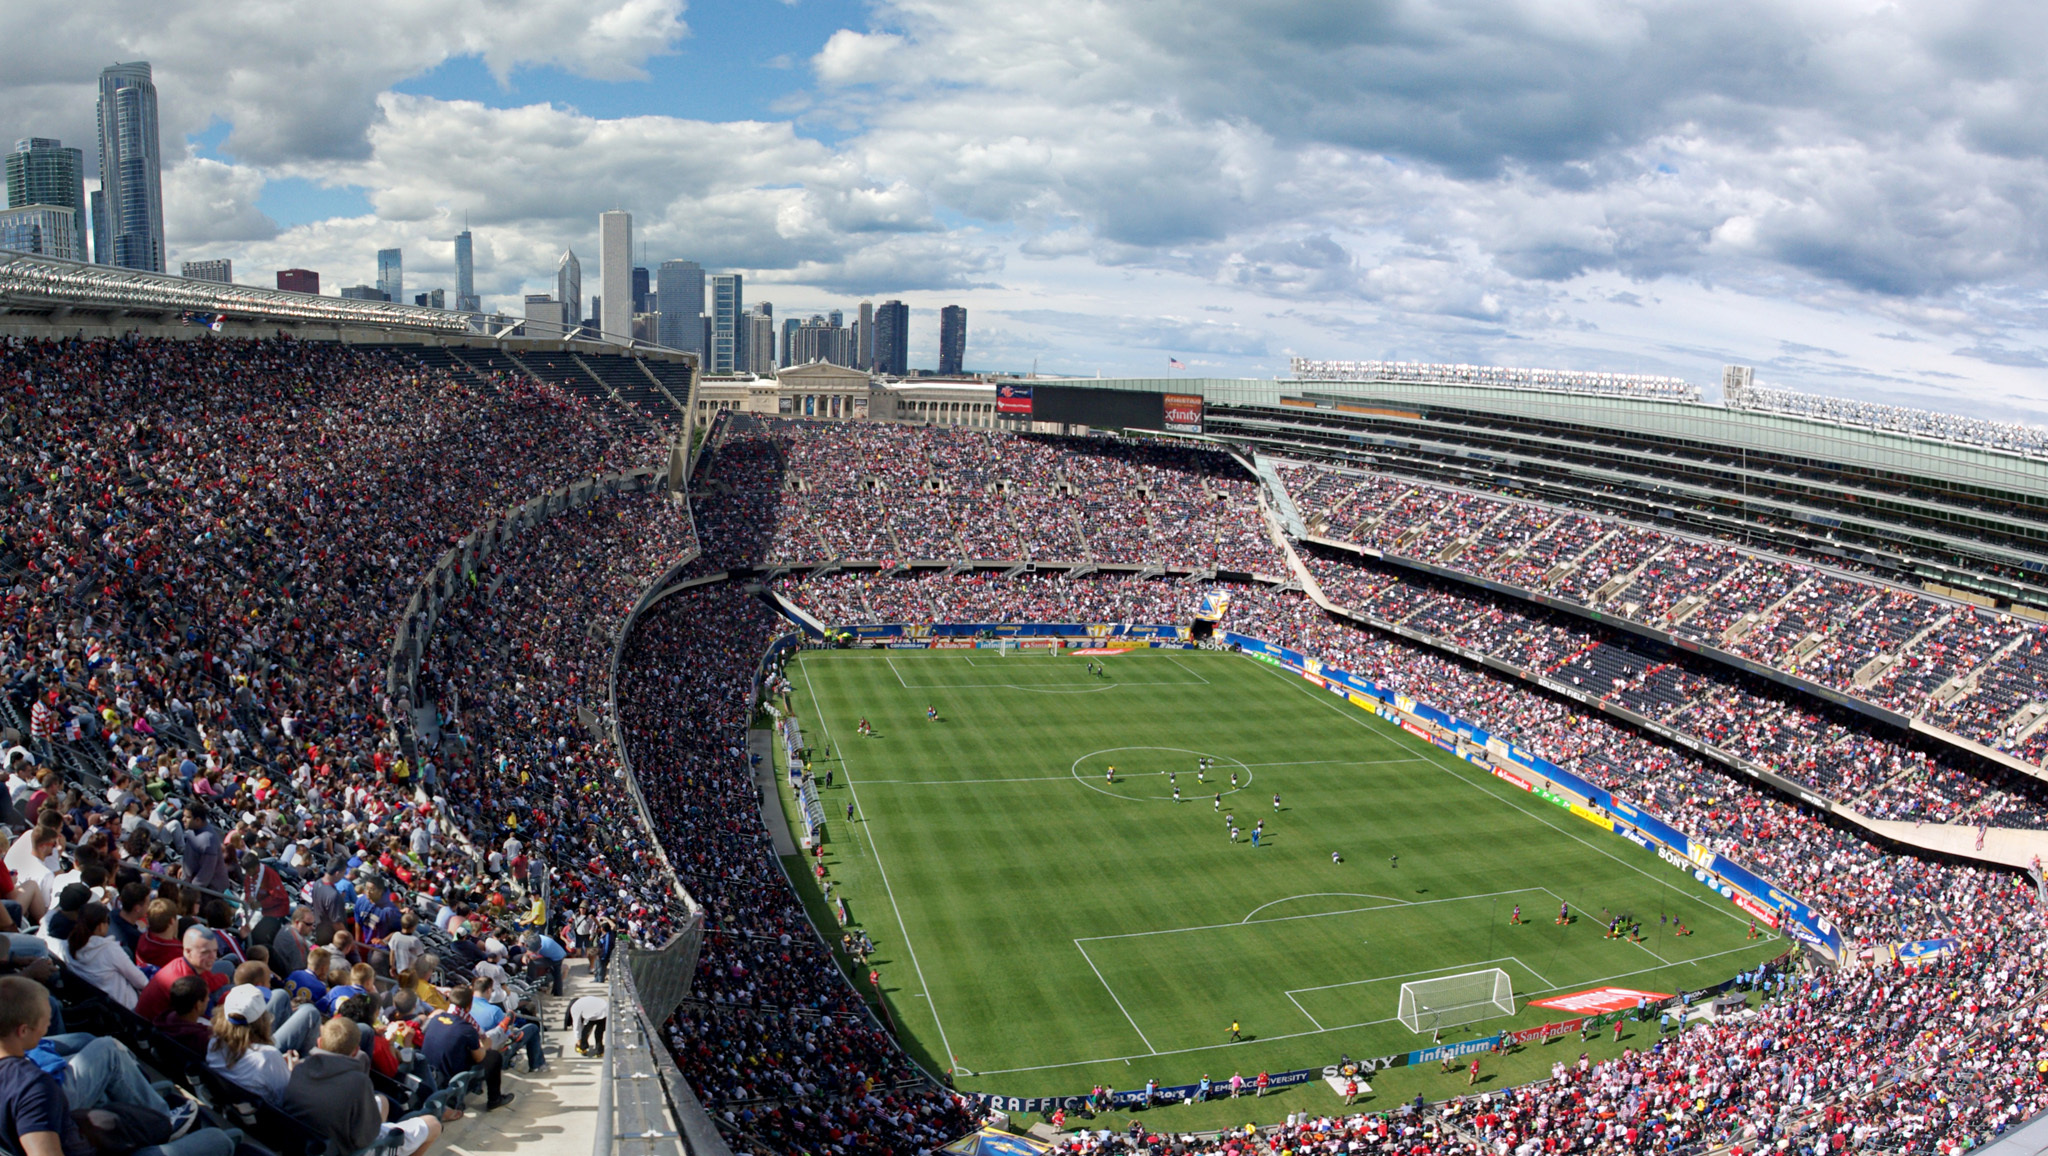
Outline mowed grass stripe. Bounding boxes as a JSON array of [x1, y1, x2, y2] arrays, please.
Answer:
[[787, 648, 1781, 1093]]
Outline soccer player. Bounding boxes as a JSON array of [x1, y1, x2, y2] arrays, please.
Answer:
[[1168, 770, 1176, 785], [1510, 904, 1522, 925], [845, 801, 855, 822], [1747, 918, 1759, 940], [1228, 1020, 1241, 1042], [1250, 828, 1260, 847], [1105, 765, 1116, 785], [1230, 771, 1240, 789], [1468, 1056, 1481, 1086], [1330, 849, 1342, 864], [926, 705, 938, 722], [857, 717, 870, 736], [1389, 854, 1398, 869], [1674, 920, 1692, 937], [1229, 825, 1239, 843], [1273, 793, 1281, 812], [1557, 901, 1570, 925], [1172, 787, 1181, 803], [1213, 793, 1221, 811], [1196, 760, 1206, 783]]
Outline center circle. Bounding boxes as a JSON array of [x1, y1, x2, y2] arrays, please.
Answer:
[[1069, 746, 1253, 802]]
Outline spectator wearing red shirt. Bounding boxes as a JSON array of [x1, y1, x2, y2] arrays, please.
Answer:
[[135, 927, 230, 1021]]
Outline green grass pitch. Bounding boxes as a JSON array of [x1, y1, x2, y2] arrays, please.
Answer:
[[774, 647, 1786, 1124]]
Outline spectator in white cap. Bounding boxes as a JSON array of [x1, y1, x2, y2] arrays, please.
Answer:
[[206, 984, 319, 1105]]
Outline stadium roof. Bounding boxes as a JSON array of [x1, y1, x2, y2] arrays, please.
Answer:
[[0, 250, 476, 335]]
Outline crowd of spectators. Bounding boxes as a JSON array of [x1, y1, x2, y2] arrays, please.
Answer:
[[0, 334, 660, 1156], [1271, 460, 2048, 766], [690, 417, 1285, 575], [13, 332, 2048, 1156], [611, 585, 978, 1153]]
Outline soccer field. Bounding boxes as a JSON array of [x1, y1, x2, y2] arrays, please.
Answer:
[[780, 646, 1784, 1111]]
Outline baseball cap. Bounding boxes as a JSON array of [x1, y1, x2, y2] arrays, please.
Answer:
[[223, 985, 271, 1026]]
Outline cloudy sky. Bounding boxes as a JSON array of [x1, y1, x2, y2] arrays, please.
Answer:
[[13, 0, 2048, 419]]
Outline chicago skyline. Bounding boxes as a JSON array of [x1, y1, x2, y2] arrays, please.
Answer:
[[7, 8, 2048, 414]]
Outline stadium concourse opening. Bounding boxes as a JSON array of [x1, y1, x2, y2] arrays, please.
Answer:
[[5, 321, 2048, 1156]]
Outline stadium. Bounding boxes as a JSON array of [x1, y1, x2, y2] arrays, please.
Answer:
[[4, 256, 2048, 1156]]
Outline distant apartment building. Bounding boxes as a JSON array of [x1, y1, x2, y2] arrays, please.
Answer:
[[0, 205, 84, 260], [6, 138, 88, 261], [181, 258, 231, 284]]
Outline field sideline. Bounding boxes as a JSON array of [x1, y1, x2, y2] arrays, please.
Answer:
[[772, 646, 1786, 1123]]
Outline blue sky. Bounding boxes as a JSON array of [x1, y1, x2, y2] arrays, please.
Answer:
[[11, 0, 2048, 419]]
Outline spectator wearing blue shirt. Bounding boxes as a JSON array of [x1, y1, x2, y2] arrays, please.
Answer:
[[0, 974, 232, 1156], [467, 978, 543, 1073], [520, 932, 566, 997]]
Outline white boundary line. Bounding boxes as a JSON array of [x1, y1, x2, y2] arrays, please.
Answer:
[[880, 651, 1207, 693], [1247, 658, 1757, 931], [1074, 939, 1158, 1055], [797, 660, 964, 1074], [973, 940, 1772, 1076], [1078, 885, 1553, 942]]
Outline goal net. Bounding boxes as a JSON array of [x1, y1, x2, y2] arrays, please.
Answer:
[[1397, 969, 1516, 1034]]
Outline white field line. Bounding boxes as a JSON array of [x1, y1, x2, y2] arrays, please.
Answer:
[[797, 661, 963, 1074], [1075, 939, 1158, 1055]]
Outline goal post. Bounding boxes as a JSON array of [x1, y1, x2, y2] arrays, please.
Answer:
[[1397, 969, 1516, 1034]]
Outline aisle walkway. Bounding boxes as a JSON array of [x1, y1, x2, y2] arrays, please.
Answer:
[[443, 967, 606, 1156]]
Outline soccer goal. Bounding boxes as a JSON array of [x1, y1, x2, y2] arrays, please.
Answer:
[[1397, 969, 1516, 1035]]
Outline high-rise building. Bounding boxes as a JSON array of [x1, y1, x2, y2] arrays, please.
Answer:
[[599, 211, 631, 344], [7, 139, 87, 262], [783, 315, 855, 368], [710, 273, 743, 374], [556, 249, 582, 338], [0, 205, 84, 260], [939, 305, 967, 376], [276, 268, 320, 294], [181, 258, 231, 284], [856, 301, 874, 370], [376, 248, 402, 304], [873, 300, 909, 376], [746, 305, 776, 375], [656, 260, 704, 355], [413, 289, 446, 309], [454, 230, 478, 313], [96, 63, 165, 271], [523, 293, 565, 337], [632, 266, 650, 315], [340, 285, 386, 301]]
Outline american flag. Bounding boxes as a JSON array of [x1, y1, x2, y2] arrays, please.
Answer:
[[1168, 358, 1186, 369]]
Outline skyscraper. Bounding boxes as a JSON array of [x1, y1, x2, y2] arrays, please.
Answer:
[[632, 266, 650, 314], [556, 249, 582, 338], [376, 248, 403, 303], [873, 300, 909, 376], [7, 139, 87, 262], [181, 258, 231, 284], [746, 305, 776, 375], [856, 301, 874, 370], [939, 305, 967, 376], [656, 260, 704, 355], [95, 63, 164, 271], [710, 273, 743, 374], [599, 211, 631, 344], [454, 230, 478, 313]]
